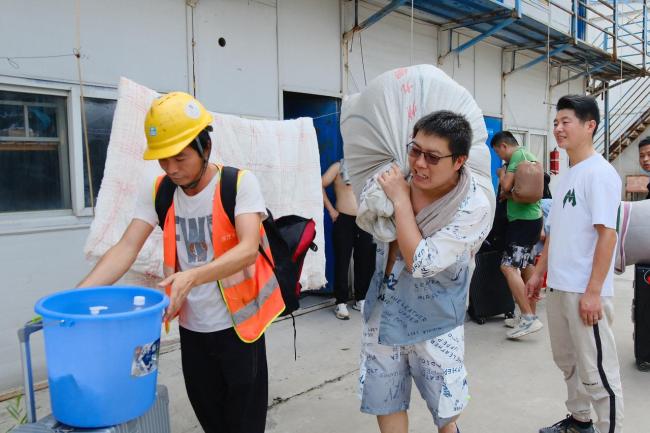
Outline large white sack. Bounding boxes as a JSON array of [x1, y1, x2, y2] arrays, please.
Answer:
[[615, 199, 650, 273], [341, 64, 495, 239], [84, 77, 326, 290]]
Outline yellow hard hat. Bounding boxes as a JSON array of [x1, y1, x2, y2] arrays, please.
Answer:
[[143, 92, 213, 160]]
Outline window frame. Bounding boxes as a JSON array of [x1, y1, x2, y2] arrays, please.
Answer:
[[77, 92, 118, 215], [0, 77, 117, 235], [503, 125, 548, 171]]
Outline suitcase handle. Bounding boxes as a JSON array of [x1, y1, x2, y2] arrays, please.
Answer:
[[17, 318, 43, 424]]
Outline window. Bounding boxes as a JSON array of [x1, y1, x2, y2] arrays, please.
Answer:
[[505, 128, 548, 171], [82, 98, 116, 208], [510, 131, 526, 148], [0, 91, 70, 212], [529, 133, 547, 170]]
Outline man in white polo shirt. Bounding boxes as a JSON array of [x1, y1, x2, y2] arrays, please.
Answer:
[[527, 94, 623, 433]]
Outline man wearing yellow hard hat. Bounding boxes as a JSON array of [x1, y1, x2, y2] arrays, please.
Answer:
[[79, 92, 282, 433]]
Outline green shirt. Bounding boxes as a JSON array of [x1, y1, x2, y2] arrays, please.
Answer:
[[506, 148, 542, 221]]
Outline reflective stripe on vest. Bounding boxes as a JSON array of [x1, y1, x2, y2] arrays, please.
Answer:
[[155, 167, 285, 342]]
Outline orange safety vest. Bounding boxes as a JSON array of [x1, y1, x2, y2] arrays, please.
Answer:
[[155, 168, 285, 342]]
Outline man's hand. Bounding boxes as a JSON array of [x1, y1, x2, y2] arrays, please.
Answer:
[[160, 270, 198, 321], [579, 291, 603, 326], [329, 208, 340, 222], [378, 164, 410, 206], [526, 272, 544, 301]]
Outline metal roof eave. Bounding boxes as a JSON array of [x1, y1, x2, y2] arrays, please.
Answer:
[[348, 0, 646, 82]]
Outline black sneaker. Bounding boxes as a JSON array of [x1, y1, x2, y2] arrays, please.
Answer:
[[539, 415, 595, 433]]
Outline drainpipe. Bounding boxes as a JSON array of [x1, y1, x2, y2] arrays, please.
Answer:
[[604, 83, 610, 161], [613, 0, 618, 60], [642, 0, 648, 75]]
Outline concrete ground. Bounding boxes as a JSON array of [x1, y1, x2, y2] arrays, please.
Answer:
[[1, 268, 648, 433]]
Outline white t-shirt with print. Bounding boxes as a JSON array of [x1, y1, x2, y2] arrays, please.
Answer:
[[547, 153, 621, 297], [134, 169, 267, 332]]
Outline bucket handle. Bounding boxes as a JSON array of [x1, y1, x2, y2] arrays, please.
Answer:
[[16, 316, 74, 423], [33, 315, 75, 328]]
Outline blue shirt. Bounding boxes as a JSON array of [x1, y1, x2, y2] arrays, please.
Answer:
[[363, 176, 492, 345]]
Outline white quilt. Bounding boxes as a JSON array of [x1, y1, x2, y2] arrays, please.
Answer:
[[84, 77, 326, 290]]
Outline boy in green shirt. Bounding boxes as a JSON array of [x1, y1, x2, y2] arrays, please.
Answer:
[[491, 131, 544, 339]]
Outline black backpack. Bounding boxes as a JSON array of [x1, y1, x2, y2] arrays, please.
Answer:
[[154, 166, 317, 317]]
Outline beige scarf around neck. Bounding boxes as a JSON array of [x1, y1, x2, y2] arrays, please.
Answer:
[[414, 164, 471, 238]]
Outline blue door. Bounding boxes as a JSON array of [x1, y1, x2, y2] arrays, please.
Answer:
[[283, 92, 342, 293], [483, 116, 503, 195]]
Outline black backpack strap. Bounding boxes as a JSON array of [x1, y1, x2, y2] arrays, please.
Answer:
[[154, 175, 177, 231], [220, 166, 239, 227], [221, 166, 277, 270]]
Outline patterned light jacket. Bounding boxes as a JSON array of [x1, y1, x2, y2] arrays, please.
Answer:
[[363, 175, 492, 345]]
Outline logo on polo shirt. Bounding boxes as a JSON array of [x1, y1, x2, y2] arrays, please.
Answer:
[[563, 188, 577, 208]]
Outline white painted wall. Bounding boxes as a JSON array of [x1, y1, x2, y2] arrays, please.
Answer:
[[611, 130, 650, 197], [0, 228, 91, 393], [0, 0, 189, 92], [503, 54, 550, 131], [521, 0, 572, 34], [278, 0, 341, 97], [474, 42, 503, 118], [343, 2, 438, 93], [344, 3, 506, 116], [191, 0, 280, 118]]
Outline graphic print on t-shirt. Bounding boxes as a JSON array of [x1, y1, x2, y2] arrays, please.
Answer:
[[563, 188, 576, 208], [176, 215, 213, 263]]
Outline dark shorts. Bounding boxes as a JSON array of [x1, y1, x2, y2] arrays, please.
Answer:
[[501, 218, 543, 269]]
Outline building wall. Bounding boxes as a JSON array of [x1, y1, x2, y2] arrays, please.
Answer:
[[611, 130, 650, 197], [0, 228, 90, 395], [278, 0, 342, 98], [0, 0, 189, 92]]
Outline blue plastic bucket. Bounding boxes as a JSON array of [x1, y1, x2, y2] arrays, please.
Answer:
[[34, 286, 169, 427]]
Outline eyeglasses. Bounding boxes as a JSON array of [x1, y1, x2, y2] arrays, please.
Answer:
[[406, 142, 453, 165]]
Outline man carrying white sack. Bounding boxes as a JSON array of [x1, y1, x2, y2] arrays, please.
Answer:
[[359, 111, 491, 433]]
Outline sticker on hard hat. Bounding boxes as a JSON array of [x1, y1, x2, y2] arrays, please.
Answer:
[[149, 126, 157, 137], [185, 102, 201, 119]]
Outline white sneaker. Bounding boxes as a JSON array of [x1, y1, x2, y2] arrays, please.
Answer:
[[507, 315, 543, 339], [334, 303, 350, 320], [351, 300, 365, 312], [504, 315, 519, 328], [505, 305, 521, 328]]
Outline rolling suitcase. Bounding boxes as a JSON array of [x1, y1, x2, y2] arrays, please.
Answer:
[[467, 250, 515, 324], [633, 264, 650, 371], [12, 320, 171, 433]]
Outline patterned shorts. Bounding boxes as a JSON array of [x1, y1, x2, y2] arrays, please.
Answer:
[[358, 309, 469, 427], [501, 243, 536, 269], [501, 218, 543, 269]]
